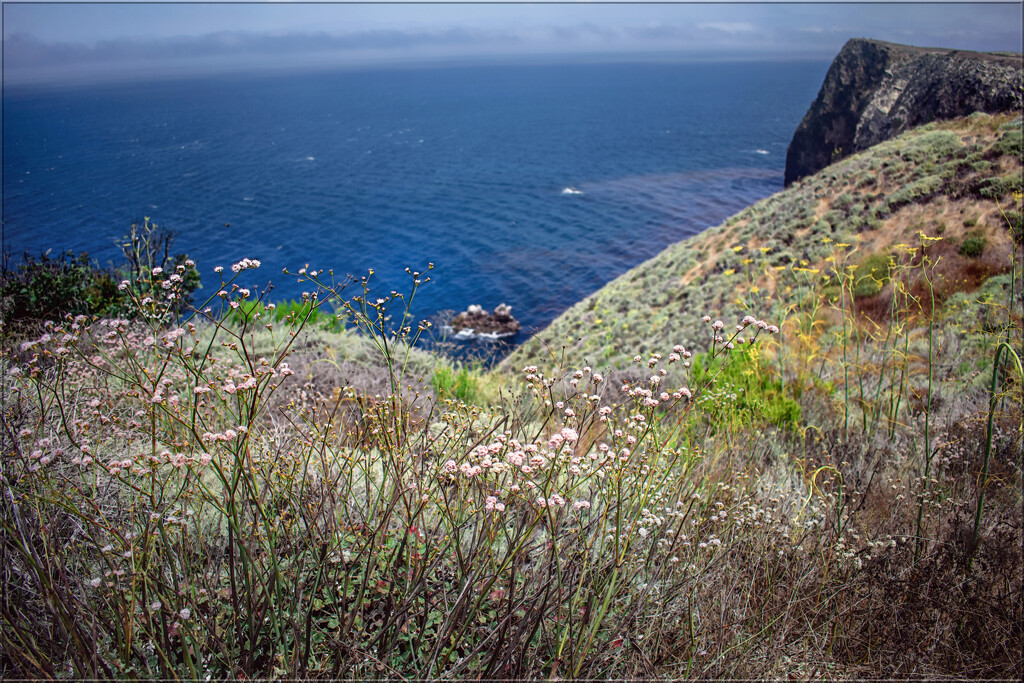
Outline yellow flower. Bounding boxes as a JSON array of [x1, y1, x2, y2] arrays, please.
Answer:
[[732, 245, 745, 252], [723, 268, 736, 276]]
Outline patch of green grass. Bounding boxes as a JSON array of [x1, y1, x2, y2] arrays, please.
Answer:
[[690, 348, 802, 431], [853, 251, 892, 298], [432, 364, 481, 404]]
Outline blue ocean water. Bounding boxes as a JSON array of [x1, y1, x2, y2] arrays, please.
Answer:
[[3, 60, 827, 351]]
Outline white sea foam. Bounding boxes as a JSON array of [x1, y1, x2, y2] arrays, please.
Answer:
[[444, 326, 516, 341], [561, 187, 584, 195], [755, 149, 770, 155], [242, 197, 254, 202]]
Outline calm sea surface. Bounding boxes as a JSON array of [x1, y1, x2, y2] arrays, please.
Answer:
[[3, 60, 827, 352]]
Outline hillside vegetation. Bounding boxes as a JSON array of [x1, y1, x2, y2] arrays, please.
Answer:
[[1, 114, 1021, 679], [507, 112, 1021, 372]]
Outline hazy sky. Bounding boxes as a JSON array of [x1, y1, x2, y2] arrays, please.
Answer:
[[3, 2, 1022, 85]]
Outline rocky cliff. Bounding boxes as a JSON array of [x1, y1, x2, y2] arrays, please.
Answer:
[[784, 39, 1021, 186]]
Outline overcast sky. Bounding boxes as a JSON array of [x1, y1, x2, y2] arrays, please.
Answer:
[[3, 2, 1022, 85]]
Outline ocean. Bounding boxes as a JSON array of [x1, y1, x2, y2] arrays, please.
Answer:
[[3, 59, 828, 354]]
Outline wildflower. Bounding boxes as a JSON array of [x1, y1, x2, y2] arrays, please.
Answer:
[[151, 267, 163, 276], [560, 427, 579, 443], [179, 608, 191, 620], [89, 578, 102, 588], [231, 258, 261, 273], [573, 500, 591, 510]]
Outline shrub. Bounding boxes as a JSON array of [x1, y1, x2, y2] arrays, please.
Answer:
[[0, 250, 122, 328], [0, 218, 200, 337], [977, 175, 1020, 200], [899, 130, 962, 165], [887, 174, 945, 212], [993, 128, 1022, 157], [959, 230, 988, 258]]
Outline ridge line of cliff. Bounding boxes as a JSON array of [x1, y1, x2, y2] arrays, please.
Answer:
[[784, 38, 1022, 186]]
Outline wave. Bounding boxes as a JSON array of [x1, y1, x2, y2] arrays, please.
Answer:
[[443, 326, 517, 341], [561, 187, 584, 196]]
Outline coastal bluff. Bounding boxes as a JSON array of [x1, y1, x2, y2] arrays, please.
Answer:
[[785, 38, 1022, 186]]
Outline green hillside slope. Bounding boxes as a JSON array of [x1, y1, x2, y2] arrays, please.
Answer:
[[506, 112, 1022, 372]]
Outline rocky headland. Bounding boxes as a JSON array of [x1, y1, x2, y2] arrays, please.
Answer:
[[785, 38, 1022, 186]]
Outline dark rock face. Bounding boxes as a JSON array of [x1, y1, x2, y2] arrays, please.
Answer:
[[785, 39, 1022, 186]]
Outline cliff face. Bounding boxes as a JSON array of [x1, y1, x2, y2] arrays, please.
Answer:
[[785, 39, 1022, 186]]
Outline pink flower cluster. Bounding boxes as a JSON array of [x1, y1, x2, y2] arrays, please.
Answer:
[[231, 258, 261, 273]]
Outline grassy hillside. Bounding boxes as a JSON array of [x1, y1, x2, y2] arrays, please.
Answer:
[[506, 112, 1022, 372]]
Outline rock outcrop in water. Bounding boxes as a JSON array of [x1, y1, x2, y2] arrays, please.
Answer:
[[450, 304, 520, 338], [785, 38, 1022, 186]]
